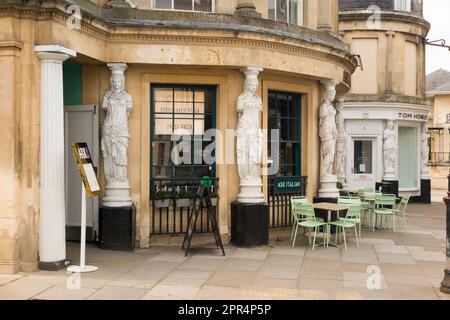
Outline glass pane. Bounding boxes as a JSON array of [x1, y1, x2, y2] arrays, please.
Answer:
[[194, 166, 210, 178], [174, 0, 192, 10], [174, 88, 193, 102], [281, 118, 289, 140], [277, 0, 288, 22], [175, 102, 193, 113], [289, 119, 298, 141], [153, 166, 172, 179], [289, 0, 298, 24], [152, 141, 174, 166], [398, 126, 419, 188], [174, 116, 193, 135], [154, 0, 172, 9], [354, 140, 373, 174], [194, 115, 205, 135], [268, 0, 275, 20], [278, 94, 288, 117], [155, 101, 172, 113], [194, 0, 212, 12], [154, 88, 173, 102], [175, 166, 193, 178], [154, 114, 173, 137]]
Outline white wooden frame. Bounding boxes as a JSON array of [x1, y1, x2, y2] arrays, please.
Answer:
[[269, 0, 303, 26], [151, 0, 215, 13]]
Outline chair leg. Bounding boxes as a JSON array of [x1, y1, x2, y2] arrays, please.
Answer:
[[403, 214, 407, 230], [354, 226, 360, 248], [312, 227, 318, 251], [292, 224, 299, 248], [290, 224, 295, 242], [335, 226, 339, 245], [393, 214, 396, 232], [342, 227, 347, 251]]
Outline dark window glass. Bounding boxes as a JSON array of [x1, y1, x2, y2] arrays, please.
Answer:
[[354, 140, 373, 174]]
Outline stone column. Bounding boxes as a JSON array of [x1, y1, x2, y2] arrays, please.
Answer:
[[318, 80, 339, 199], [385, 31, 395, 94], [335, 94, 348, 187], [235, 0, 261, 18], [441, 175, 450, 294], [35, 45, 76, 270], [318, 0, 332, 31], [236, 67, 265, 204]]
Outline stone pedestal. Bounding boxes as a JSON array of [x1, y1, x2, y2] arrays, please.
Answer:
[[35, 45, 76, 271], [99, 205, 136, 252], [238, 178, 265, 204], [103, 182, 133, 207], [318, 175, 339, 199], [231, 202, 269, 246]]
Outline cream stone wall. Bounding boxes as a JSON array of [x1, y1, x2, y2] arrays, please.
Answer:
[[0, 1, 356, 273]]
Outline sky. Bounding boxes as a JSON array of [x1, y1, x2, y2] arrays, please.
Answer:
[[424, 0, 450, 74]]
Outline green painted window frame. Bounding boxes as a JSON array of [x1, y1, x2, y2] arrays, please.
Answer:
[[268, 90, 302, 177], [150, 84, 217, 180], [63, 60, 82, 105]]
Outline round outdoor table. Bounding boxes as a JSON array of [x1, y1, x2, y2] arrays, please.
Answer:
[[313, 203, 349, 248]]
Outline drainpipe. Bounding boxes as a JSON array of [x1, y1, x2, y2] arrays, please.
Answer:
[[441, 174, 450, 294]]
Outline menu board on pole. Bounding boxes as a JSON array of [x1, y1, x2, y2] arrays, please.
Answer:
[[71, 143, 100, 198]]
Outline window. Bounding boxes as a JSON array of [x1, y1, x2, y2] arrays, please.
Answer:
[[398, 126, 419, 189], [153, 0, 213, 12], [151, 85, 216, 180], [268, 91, 302, 177], [447, 114, 450, 124], [268, 0, 303, 25], [353, 140, 373, 174], [394, 0, 411, 12]]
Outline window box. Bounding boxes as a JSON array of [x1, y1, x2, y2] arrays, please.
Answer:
[[154, 199, 171, 208]]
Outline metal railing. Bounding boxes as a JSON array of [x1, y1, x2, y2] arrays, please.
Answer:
[[150, 178, 219, 235], [268, 176, 307, 229]]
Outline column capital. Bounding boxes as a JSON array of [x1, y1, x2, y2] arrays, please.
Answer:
[[320, 79, 339, 90], [240, 66, 263, 79], [107, 63, 128, 75], [35, 45, 76, 59]]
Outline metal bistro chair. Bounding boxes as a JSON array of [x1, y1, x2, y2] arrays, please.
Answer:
[[393, 194, 411, 230], [290, 196, 310, 244], [337, 197, 363, 243], [359, 189, 382, 231], [374, 194, 397, 232], [291, 203, 328, 250]]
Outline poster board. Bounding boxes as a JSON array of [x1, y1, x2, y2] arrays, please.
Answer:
[[71, 143, 100, 198]]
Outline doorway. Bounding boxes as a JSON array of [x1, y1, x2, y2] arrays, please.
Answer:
[[64, 105, 99, 241], [348, 137, 377, 189]]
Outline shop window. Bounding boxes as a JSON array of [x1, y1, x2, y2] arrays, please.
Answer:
[[151, 85, 216, 180], [394, 0, 411, 12], [152, 0, 213, 12], [268, 0, 303, 25], [398, 126, 419, 189], [268, 91, 302, 177], [353, 140, 373, 174]]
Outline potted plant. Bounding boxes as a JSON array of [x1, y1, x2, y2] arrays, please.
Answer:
[[210, 192, 220, 207], [151, 189, 172, 208], [174, 188, 196, 208]]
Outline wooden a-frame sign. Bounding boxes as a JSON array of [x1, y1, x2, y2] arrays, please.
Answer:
[[182, 186, 225, 257]]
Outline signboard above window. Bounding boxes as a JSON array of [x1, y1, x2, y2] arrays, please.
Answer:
[[153, 0, 213, 12]]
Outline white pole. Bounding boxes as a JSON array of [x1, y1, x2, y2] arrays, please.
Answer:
[[67, 180, 98, 273], [80, 183, 86, 270]]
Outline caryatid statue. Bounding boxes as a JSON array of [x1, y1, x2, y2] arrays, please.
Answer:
[[236, 67, 265, 204], [318, 80, 340, 198], [335, 94, 347, 186], [101, 63, 133, 207], [383, 120, 397, 180], [421, 122, 430, 179]]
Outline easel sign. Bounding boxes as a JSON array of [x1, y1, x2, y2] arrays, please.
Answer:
[[71, 143, 100, 198]]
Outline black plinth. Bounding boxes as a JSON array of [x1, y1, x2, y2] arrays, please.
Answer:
[[420, 179, 431, 204], [231, 202, 269, 247], [382, 180, 399, 197], [99, 205, 136, 252], [38, 259, 71, 271]]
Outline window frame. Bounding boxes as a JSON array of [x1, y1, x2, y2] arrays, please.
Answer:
[[268, 0, 303, 26], [151, 0, 215, 13], [394, 0, 411, 12], [150, 84, 217, 180]]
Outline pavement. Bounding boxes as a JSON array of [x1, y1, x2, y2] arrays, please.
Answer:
[[0, 203, 449, 300]]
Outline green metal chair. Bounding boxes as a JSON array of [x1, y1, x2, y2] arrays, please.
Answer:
[[290, 196, 310, 244], [291, 203, 328, 250], [358, 190, 382, 231], [338, 197, 362, 242], [374, 194, 397, 232], [393, 194, 411, 230]]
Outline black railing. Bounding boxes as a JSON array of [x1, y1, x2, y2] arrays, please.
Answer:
[[430, 152, 450, 166], [268, 176, 307, 229], [150, 178, 219, 235]]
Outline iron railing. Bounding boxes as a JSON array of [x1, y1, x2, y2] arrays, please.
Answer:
[[268, 176, 307, 228], [150, 178, 219, 235]]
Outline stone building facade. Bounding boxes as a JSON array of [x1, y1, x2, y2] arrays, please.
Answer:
[[339, 0, 431, 201], [0, 0, 358, 273]]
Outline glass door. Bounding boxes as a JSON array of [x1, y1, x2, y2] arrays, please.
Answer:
[[349, 138, 376, 189]]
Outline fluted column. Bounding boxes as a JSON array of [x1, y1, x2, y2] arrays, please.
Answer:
[[35, 45, 76, 270]]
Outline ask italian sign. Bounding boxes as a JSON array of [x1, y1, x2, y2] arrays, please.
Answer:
[[274, 177, 303, 194]]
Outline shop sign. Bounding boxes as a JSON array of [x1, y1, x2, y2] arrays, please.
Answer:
[[274, 177, 303, 194], [398, 113, 428, 121]]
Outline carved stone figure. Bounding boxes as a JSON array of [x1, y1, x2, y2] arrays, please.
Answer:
[[101, 63, 133, 207], [421, 123, 430, 179], [319, 81, 338, 178], [318, 80, 340, 198], [335, 95, 347, 186], [236, 67, 265, 203], [383, 120, 397, 180]]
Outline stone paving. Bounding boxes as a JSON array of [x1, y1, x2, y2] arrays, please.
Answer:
[[0, 203, 449, 300]]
